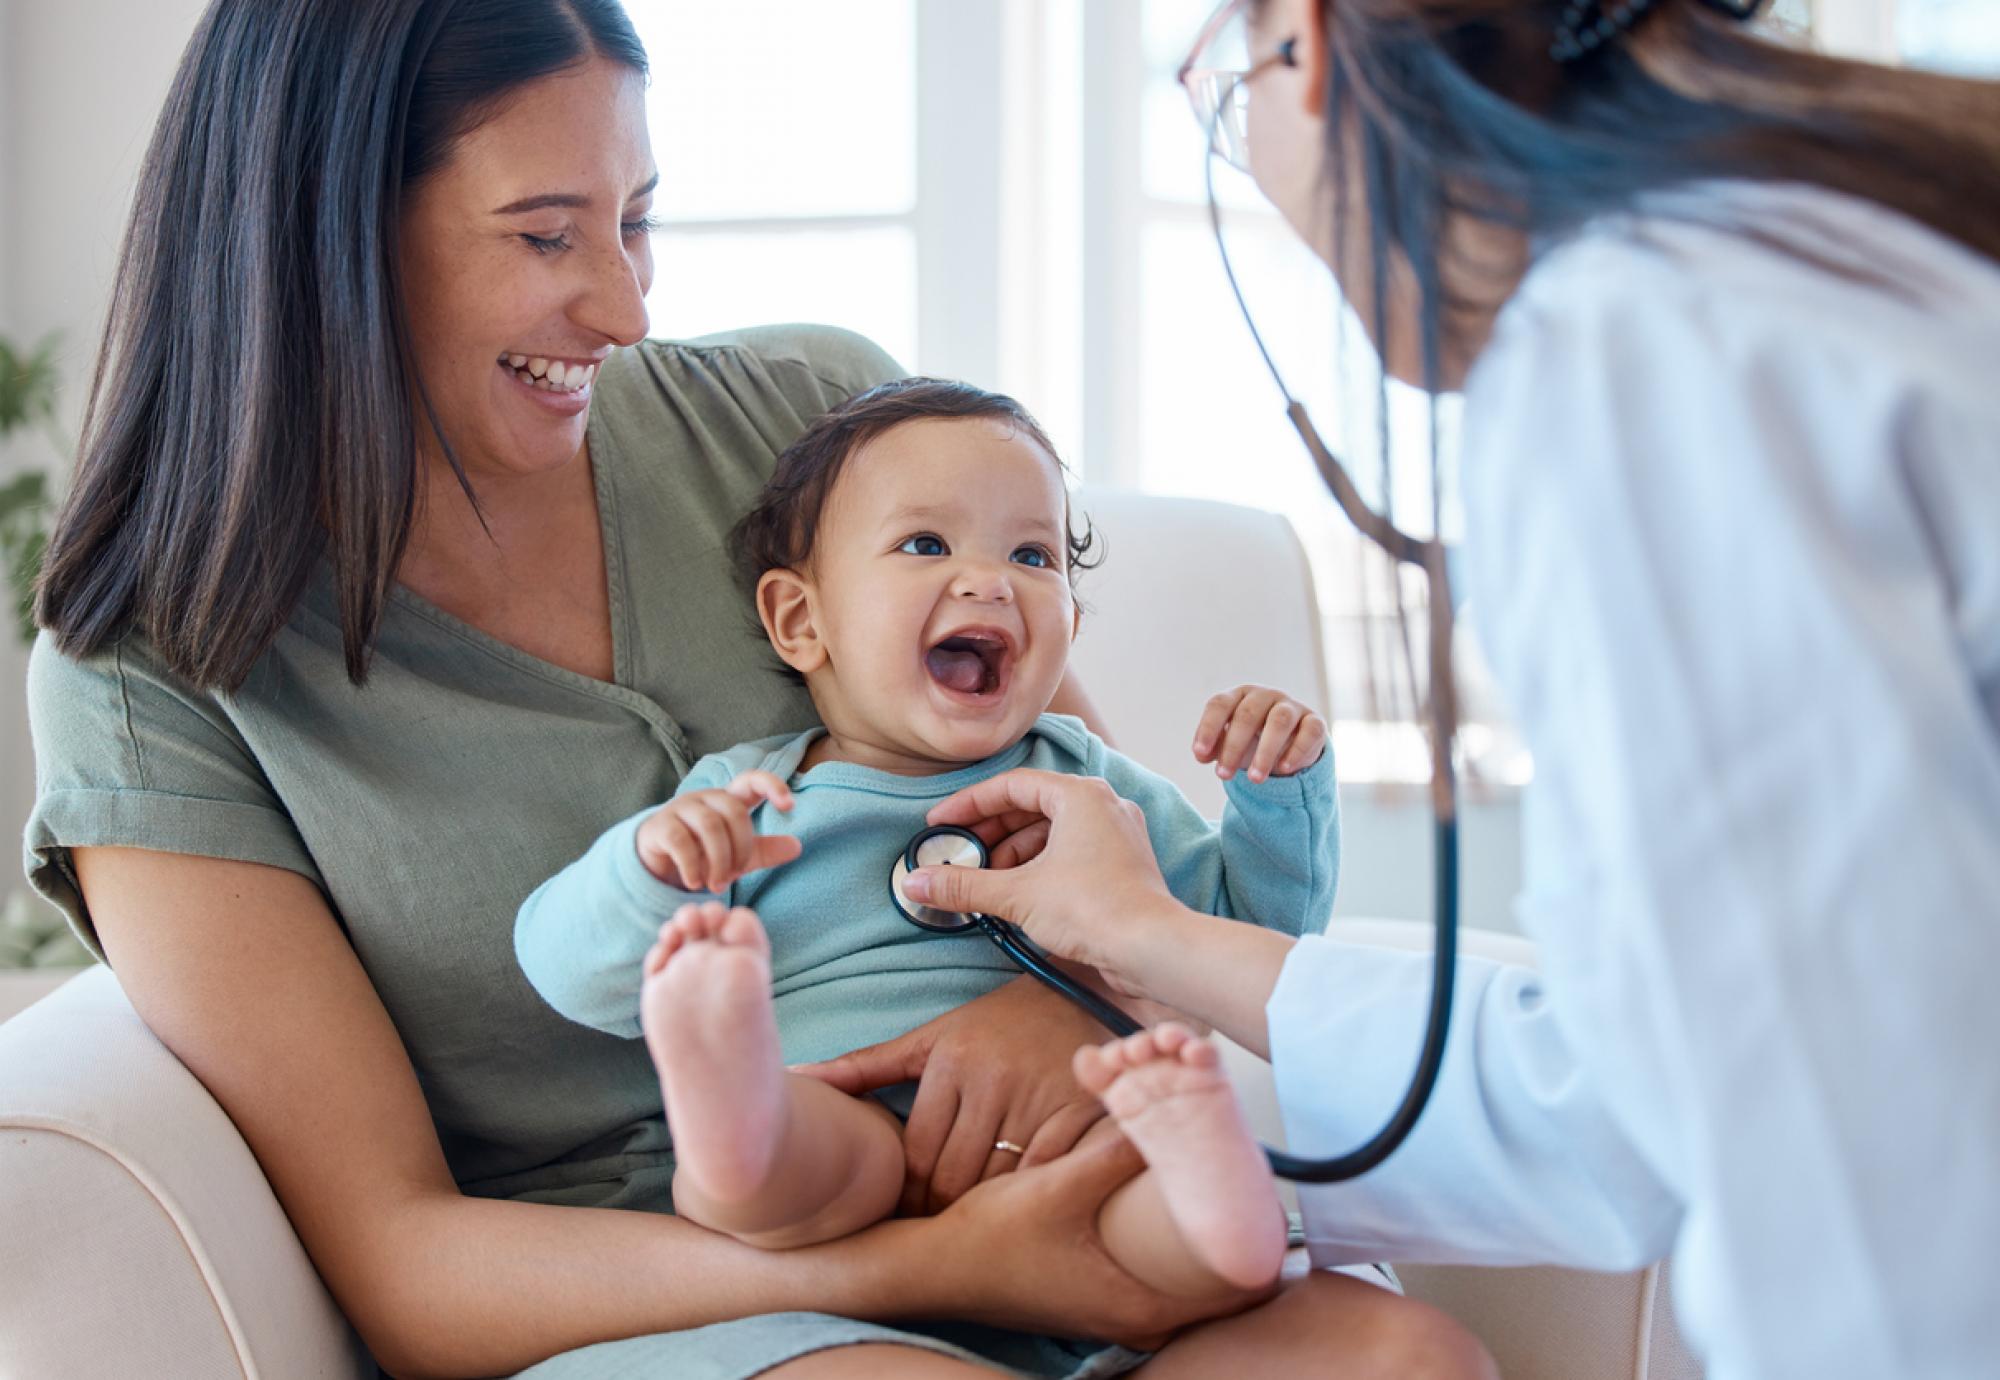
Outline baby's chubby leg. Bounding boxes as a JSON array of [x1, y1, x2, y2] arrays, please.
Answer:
[[1081, 1024, 1289, 1298], [642, 902, 904, 1250]]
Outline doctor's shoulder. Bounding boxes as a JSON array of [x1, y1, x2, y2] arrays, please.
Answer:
[[1502, 182, 2000, 381]]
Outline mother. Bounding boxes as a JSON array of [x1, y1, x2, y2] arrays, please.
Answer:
[[24, 2, 1490, 1376]]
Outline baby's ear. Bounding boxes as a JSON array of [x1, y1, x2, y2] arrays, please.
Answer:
[[757, 568, 828, 675]]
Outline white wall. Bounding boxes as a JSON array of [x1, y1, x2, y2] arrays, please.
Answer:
[[1337, 789, 1522, 936], [0, 0, 209, 877]]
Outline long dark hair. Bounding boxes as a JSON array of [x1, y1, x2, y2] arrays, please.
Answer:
[[1291, 0, 2000, 394], [36, 0, 648, 690]]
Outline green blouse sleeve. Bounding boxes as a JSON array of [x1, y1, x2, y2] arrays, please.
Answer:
[[23, 633, 323, 959], [682, 323, 906, 414]]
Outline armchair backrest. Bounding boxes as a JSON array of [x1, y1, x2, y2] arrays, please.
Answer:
[[1066, 485, 1330, 818]]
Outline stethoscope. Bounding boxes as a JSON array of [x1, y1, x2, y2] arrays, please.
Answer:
[[878, 43, 1463, 1185], [889, 815, 1454, 1186]]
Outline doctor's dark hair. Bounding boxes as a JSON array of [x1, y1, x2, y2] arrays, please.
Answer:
[[732, 377, 1102, 600], [35, 0, 648, 691], [1270, 0, 2000, 397]]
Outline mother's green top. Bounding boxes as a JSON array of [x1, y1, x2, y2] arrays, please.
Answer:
[[24, 327, 894, 1201]]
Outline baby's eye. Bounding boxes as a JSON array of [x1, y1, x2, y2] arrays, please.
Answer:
[[1011, 545, 1054, 569], [899, 533, 948, 557]]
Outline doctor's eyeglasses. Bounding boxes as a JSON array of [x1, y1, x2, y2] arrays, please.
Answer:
[[1177, 0, 1295, 172]]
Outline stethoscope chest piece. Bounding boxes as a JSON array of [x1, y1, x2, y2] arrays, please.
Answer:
[[888, 825, 989, 932]]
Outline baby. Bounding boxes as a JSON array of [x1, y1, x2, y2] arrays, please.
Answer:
[[516, 378, 1338, 1298]]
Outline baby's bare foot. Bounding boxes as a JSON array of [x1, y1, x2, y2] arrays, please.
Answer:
[[641, 902, 784, 1205], [1075, 1024, 1286, 1291]]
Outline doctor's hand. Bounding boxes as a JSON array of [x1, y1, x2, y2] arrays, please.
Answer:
[[903, 769, 1187, 989], [1193, 684, 1327, 783], [792, 974, 1113, 1214], [633, 770, 802, 893]]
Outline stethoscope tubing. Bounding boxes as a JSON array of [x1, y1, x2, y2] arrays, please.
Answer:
[[977, 917, 1146, 1039], [893, 821, 1458, 1184]]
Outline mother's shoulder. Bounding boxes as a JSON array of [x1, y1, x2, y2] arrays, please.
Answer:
[[609, 324, 905, 409]]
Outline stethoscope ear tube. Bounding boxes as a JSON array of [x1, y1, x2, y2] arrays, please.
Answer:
[[1184, 81, 1459, 1181]]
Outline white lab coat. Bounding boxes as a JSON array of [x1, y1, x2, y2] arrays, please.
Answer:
[[1268, 182, 2000, 1379]]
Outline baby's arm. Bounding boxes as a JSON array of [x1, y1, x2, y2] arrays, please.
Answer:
[[1095, 706, 1338, 938], [514, 757, 794, 1037]]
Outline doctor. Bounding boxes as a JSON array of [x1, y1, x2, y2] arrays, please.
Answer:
[[893, 0, 2000, 1375]]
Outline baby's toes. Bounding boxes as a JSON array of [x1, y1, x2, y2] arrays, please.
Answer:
[[716, 905, 771, 955], [1115, 1030, 1166, 1069], [1073, 1041, 1119, 1096], [1173, 1033, 1222, 1071], [683, 901, 732, 941], [1148, 1022, 1198, 1059], [642, 936, 673, 979]]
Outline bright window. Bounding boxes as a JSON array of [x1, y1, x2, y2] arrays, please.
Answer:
[[1898, 0, 2000, 72], [626, 0, 921, 362], [631, 0, 1976, 783]]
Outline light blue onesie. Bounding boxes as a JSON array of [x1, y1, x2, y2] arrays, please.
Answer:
[[516, 713, 1338, 1074]]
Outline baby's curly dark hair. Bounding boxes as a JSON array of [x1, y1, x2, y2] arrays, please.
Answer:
[[731, 377, 1102, 598]]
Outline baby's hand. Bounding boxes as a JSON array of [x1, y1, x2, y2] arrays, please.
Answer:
[[634, 770, 803, 893], [1191, 685, 1328, 783]]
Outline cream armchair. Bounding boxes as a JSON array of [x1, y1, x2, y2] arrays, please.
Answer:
[[0, 486, 1700, 1379]]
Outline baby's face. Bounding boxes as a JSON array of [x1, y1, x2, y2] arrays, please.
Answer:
[[801, 417, 1078, 766]]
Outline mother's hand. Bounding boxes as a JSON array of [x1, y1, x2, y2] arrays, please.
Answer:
[[793, 974, 1113, 1214], [910, 1128, 1270, 1348]]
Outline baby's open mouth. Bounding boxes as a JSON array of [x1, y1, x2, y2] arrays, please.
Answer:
[[924, 630, 1014, 698]]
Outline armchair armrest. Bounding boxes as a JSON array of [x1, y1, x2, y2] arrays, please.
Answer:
[[0, 967, 368, 1378]]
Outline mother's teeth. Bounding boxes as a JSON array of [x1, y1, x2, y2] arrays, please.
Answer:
[[508, 354, 527, 369], [505, 359, 597, 393], [528, 357, 549, 378]]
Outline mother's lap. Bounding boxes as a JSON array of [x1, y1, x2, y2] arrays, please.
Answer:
[[760, 1265, 1496, 1380]]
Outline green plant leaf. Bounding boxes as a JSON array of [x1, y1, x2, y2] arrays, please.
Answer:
[[0, 337, 55, 647], [0, 335, 61, 439]]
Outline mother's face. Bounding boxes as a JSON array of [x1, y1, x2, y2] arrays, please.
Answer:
[[398, 55, 657, 483]]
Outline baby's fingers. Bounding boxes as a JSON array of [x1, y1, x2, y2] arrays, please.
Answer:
[[744, 834, 803, 873], [1192, 687, 1250, 763], [1245, 700, 1304, 783], [677, 800, 741, 892], [638, 812, 702, 891], [707, 793, 762, 884], [1215, 688, 1279, 778], [723, 769, 796, 813], [1275, 713, 1329, 776]]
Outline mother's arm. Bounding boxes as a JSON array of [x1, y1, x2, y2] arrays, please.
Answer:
[[76, 846, 1239, 1377]]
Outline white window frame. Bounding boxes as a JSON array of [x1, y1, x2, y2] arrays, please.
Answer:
[[639, 0, 1011, 382]]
